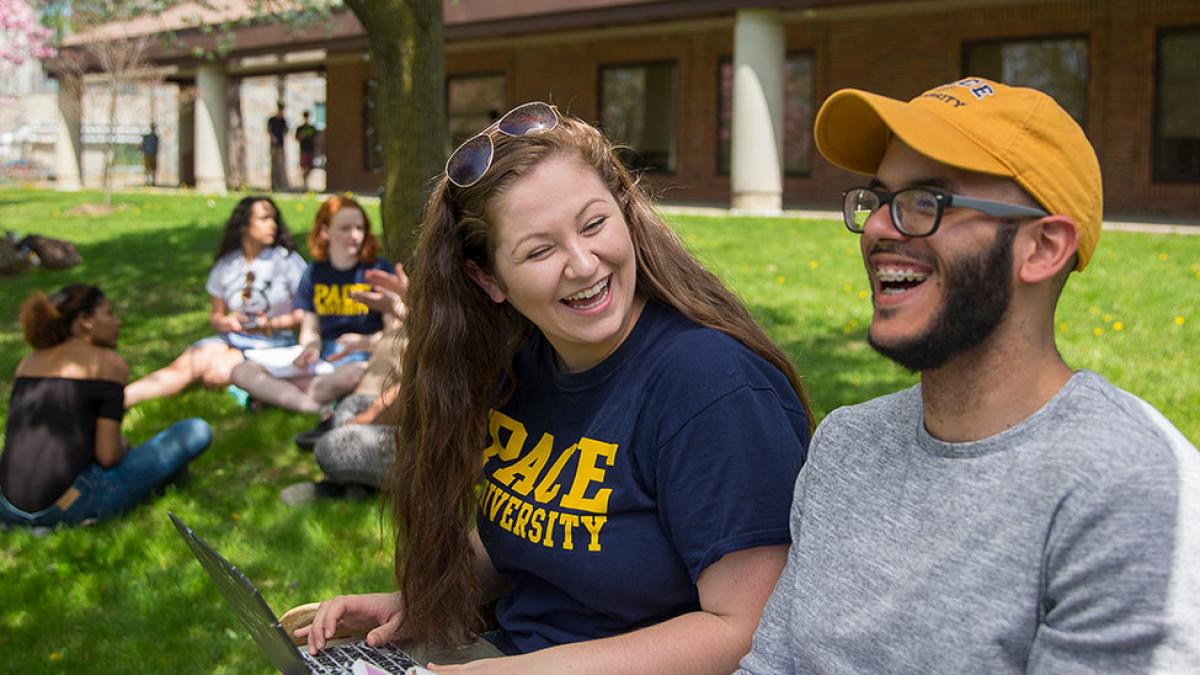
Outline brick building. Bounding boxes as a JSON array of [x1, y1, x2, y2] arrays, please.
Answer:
[[52, 0, 1200, 220]]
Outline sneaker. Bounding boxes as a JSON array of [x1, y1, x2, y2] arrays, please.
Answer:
[[279, 480, 347, 506], [226, 384, 251, 408], [294, 416, 335, 452]]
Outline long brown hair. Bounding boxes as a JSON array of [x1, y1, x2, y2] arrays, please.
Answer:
[[389, 112, 814, 646], [307, 195, 381, 263]]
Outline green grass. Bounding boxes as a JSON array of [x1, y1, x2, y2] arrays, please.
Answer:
[[0, 187, 1197, 673]]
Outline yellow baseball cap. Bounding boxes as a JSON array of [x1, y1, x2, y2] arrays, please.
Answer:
[[814, 77, 1102, 271]]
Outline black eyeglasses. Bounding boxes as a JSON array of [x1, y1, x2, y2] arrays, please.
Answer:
[[444, 102, 559, 188], [842, 186, 1048, 237]]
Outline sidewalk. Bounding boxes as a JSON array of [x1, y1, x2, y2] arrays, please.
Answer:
[[657, 203, 1200, 235]]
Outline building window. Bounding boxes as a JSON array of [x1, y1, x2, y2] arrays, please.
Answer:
[[363, 79, 381, 172], [599, 61, 677, 173], [447, 73, 506, 148], [1155, 28, 1200, 183], [964, 37, 1089, 126], [716, 53, 815, 176]]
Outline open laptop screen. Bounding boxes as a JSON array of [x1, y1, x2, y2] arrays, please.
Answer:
[[169, 512, 311, 675]]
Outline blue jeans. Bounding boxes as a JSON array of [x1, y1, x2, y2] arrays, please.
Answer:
[[0, 418, 212, 527]]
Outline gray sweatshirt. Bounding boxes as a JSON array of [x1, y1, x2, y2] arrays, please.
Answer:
[[739, 370, 1200, 674]]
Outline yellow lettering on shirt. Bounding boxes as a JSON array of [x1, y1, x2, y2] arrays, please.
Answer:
[[483, 411, 527, 463], [479, 410, 620, 553], [560, 438, 616, 513], [581, 515, 607, 552], [493, 432, 554, 495]]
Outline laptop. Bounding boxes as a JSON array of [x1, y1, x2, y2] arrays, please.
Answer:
[[169, 512, 423, 675]]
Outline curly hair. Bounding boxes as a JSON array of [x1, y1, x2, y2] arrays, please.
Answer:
[[212, 196, 296, 263], [306, 195, 381, 263], [389, 111, 816, 647], [19, 284, 106, 349]]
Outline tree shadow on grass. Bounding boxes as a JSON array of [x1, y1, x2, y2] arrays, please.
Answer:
[[1, 221, 222, 398]]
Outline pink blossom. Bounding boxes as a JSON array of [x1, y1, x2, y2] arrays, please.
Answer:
[[0, 0, 56, 69]]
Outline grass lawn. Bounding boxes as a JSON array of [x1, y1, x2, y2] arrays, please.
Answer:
[[0, 187, 1197, 673]]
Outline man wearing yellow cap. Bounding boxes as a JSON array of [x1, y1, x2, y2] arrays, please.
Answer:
[[738, 78, 1199, 673]]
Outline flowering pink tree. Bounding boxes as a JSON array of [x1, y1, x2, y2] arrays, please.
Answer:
[[0, 0, 55, 71]]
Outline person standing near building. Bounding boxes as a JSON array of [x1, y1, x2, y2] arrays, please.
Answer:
[[296, 111, 318, 192], [738, 77, 1200, 673], [141, 123, 159, 186], [268, 102, 289, 192]]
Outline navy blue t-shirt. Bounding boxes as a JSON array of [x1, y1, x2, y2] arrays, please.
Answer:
[[477, 301, 810, 654], [295, 259, 390, 340]]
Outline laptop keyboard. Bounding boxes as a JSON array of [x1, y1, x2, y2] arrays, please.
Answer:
[[302, 641, 418, 674]]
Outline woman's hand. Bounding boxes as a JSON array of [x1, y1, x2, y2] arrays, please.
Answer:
[[293, 592, 404, 655], [326, 332, 375, 362], [352, 264, 410, 320], [214, 312, 247, 333], [293, 341, 321, 368]]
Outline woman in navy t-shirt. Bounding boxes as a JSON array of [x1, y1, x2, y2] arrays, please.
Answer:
[[230, 195, 393, 413], [298, 105, 813, 672]]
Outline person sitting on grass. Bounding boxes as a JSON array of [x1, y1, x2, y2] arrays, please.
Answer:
[[1, 285, 212, 527], [123, 196, 308, 408], [294, 103, 813, 672], [284, 264, 409, 504], [230, 195, 394, 413]]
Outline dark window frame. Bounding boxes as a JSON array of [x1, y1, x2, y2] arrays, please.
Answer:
[[961, 33, 1091, 129], [363, 78, 381, 173], [1152, 25, 1200, 184], [444, 70, 508, 147], [596, 59, 680, 175], [715, 50, 816, 178]]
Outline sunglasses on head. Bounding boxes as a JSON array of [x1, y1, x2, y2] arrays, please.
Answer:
[[444, 102, 559, 188]]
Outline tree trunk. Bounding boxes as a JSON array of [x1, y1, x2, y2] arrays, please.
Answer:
[[343, 0, 444, 266], [103, 71, 118, 205]]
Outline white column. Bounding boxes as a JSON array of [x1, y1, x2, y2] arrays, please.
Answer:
[[53, 75, 83, 191], [731, 8, 785, 213], [194, 63, 228, 193]]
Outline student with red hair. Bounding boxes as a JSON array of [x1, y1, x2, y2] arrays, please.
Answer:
[[230, 195, 395, 413]]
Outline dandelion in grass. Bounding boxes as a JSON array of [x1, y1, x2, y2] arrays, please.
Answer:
[[1093, 327, 1104, 337], [843, 283, 854, 293], [776, 275, 786, 285], [1158, 252, 1169, 261], [809, 260, 819, 270], [858, 290, 869, 300], [1113, 322, 1125, 331], [1059, 321, 1070, 333], [1103, 313, 1113, 323], [50, 652, 63, 661], [1176, 315, 1186, 326], [343, 191, 355, 199]]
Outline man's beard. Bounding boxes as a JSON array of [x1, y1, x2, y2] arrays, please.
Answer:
[[868, 226, 1017, 372]]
